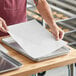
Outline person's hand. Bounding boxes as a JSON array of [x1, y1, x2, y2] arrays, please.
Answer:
[[50, 23, 64, 40], [0, 17, 8, 33]]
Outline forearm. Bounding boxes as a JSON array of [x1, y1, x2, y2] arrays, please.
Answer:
[[34, 0, 56, 28]]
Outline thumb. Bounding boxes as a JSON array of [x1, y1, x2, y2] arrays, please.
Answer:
[[55, 30, 59, 40]]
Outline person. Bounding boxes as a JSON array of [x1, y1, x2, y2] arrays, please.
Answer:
[[0, 0, 64, 76], [0, 0, 64, 40]]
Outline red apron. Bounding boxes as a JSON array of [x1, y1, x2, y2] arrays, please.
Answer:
[[0, 0, 27, 36]]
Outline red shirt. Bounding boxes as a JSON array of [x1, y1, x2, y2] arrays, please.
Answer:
[[0, 0, 27, 36]]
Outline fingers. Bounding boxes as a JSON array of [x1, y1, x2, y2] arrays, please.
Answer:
[[0, 27, 7, 33], [55, 30, 59, 40], [59, 30, 64, 40], [2, 21, 8, 32], [51, 27, 64, 40], [54, 31, 64, 40], [0, 18, 8, 33], [0, 21, 7, 33], [55, 30, 64, 40], [0, 17, 8, 31], [54, 25, 64, 40], [51, 29, 59, 40]]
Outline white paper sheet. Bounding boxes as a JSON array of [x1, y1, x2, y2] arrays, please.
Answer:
[[8, 20, 67, 58]]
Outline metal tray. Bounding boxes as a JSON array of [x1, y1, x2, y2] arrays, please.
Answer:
[[0, 51, 22, 73]]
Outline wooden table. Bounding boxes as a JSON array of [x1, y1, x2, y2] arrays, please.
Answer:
[[0, 37, 76, 76]]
